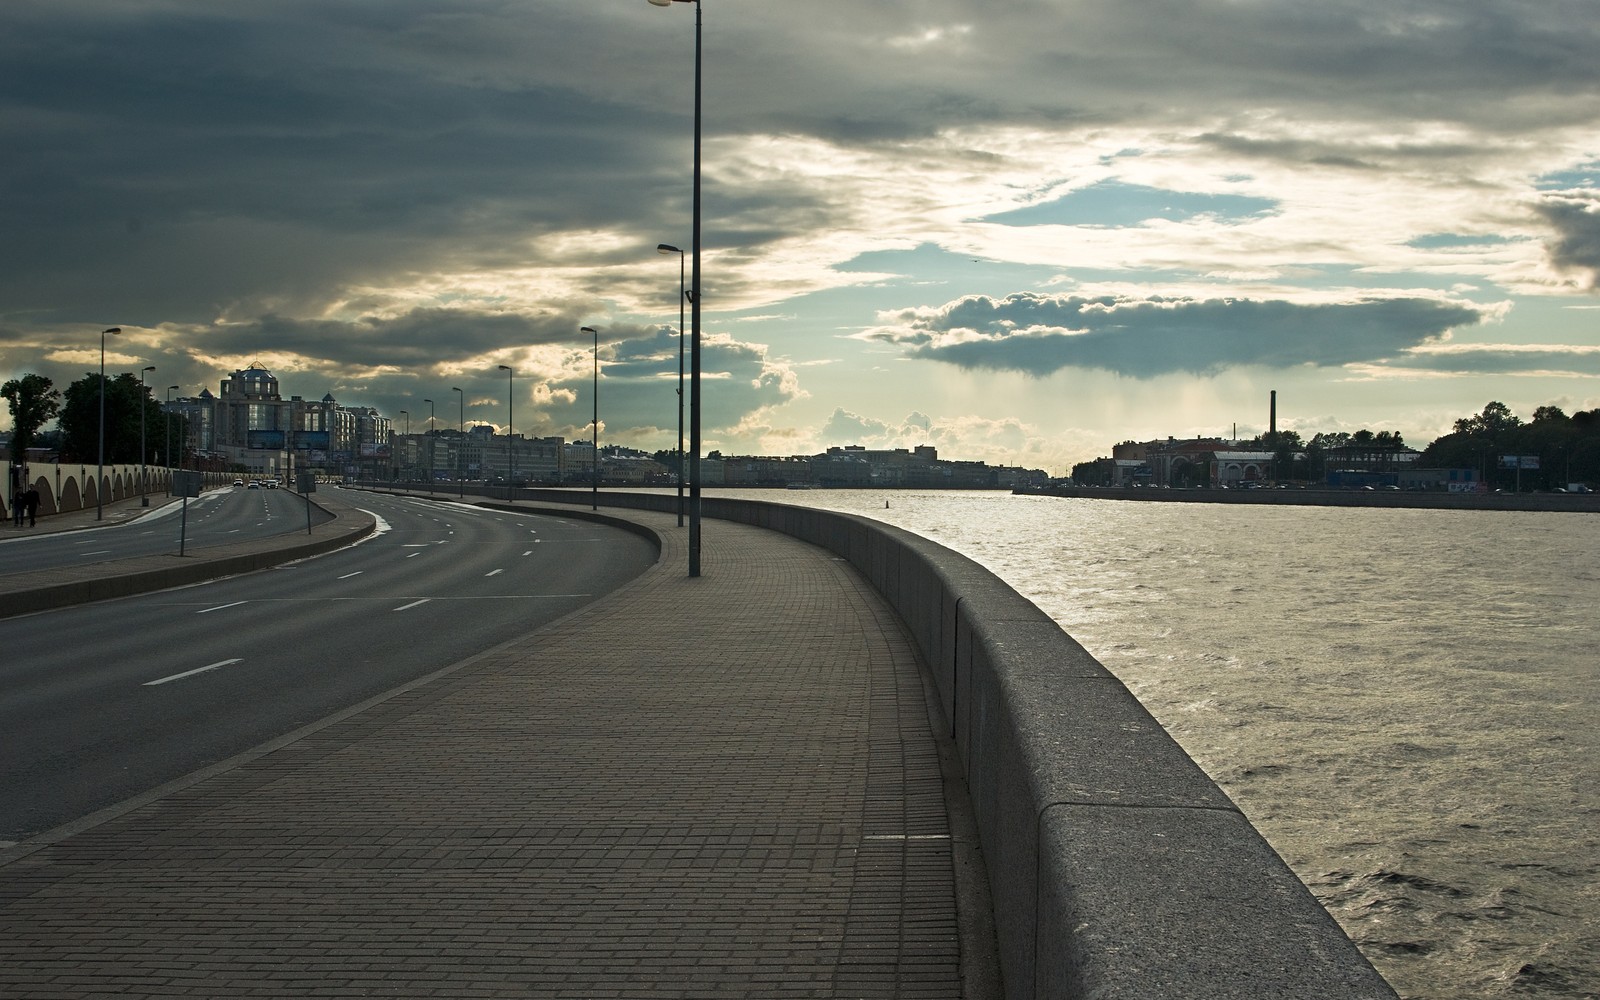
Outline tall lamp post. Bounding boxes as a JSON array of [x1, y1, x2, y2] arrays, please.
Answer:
[[582, 326, 599, 510], [452, 386, 464, 499], [423, 398, 435, 494], [139, 365, 155, 506], [657, 243, 686, 527], [648, 0, 703, 577], [97, 326, 122, 521], [166, 385, 180, 491], [399, 410, 408, 486], [498, 365, 514, 501]]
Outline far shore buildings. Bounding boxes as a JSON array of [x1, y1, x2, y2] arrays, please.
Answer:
[[1075, 435, 1479, 491], [164, 365, 393, 480], [158, 364, 1045, 488]]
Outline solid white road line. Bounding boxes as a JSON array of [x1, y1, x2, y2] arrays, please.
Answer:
[[144, 658, 243, 686]]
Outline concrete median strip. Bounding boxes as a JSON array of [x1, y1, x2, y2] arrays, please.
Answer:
[[0, 495, 376, 619]]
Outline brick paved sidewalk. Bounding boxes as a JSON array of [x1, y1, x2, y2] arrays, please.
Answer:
[[0, 508, 977, 998]]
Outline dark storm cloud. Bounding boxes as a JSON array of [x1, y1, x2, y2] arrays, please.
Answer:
[[1384, 346, 1600, 376], [4, 0, 1596, 332], [0, 1, 696, 325], [865, 292, 1486, 378], [196, 309, 585, 371], [1536, 192, 1600, 288]]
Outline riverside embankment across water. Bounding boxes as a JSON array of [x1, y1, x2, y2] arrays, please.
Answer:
[[750, 488, 1598, 1000], [1023, 483, 1600, 514]]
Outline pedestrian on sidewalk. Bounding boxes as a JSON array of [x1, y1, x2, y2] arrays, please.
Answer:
[[24, 485, 40, 527]]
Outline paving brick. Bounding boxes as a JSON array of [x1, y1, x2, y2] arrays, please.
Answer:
[[0, 509, 973, 999]]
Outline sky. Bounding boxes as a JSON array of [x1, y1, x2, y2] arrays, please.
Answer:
[[2, 0, 1598, 474]]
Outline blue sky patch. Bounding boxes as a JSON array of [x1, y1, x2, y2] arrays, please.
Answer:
[[1535, 164, 1600, 191], [979, 180, 1278, 228]]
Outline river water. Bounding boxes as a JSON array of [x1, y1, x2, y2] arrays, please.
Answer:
[[734, 489, 1598, 1000]]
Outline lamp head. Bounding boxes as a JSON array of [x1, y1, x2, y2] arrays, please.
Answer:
[[105, 327, 122, 335], [657, 243, 681, 254], [142, 365, 156, 373], [581, 326, 597, 335], [498, 364, 512, 372], [647, 0, 675, 6]]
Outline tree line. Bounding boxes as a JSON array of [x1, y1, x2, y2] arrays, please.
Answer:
[[4, 372, 177, 468]]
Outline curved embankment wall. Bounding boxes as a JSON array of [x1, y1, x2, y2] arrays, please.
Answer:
[[514, 489, 1397, 1000]]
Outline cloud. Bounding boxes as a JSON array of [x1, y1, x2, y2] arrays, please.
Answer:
[[1536, 190, 1600, 288], [3, 1, 1600, 466], [599, 327, 804, 444], [1384, 342, 1600, 376], [820, 407, 1030, 458], [859, 292, 1487, 378]]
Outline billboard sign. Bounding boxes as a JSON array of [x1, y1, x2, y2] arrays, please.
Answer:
[[248, 429, 286, 450]]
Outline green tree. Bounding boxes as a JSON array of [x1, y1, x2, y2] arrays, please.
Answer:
[[2, 373, 61, 462], [1452, 400, 1521, 439], [57, 372, 164, 464]]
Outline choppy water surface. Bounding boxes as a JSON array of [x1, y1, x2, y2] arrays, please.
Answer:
[[756, 490, 1599, 1000]]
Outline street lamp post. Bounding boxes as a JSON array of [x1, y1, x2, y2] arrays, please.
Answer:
[[498, 365, 514, 501], [657, 243, 686, 527], [399, 410, 408, 486], [139, 365, 155, 506], [97, 327, 122, 521], [453, 387, 464, 499], [648, 0, 704, 576], [582, 326, 599, 510], [423, 398, 435, 494], [166, 386, 180, 492]]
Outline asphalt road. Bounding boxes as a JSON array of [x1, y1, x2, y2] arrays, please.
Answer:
[[0, 486, 334, 577], [0, 490, 657, 844]]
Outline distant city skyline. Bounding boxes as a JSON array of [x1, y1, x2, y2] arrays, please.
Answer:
[[3, 2, 1597, 475]]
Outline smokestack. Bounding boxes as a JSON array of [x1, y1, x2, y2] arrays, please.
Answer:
[[1269, 390, 1277, 440]]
